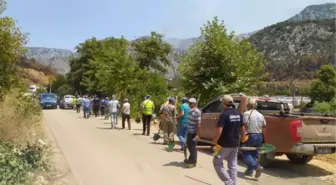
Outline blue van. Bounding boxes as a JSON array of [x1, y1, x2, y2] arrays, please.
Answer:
[[40, 93, 58, 109]]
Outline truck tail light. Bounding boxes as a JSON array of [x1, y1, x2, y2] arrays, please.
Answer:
[[289, 120, 302, 143]]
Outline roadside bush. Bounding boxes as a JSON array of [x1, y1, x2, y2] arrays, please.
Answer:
[[0, 142, 48, 185], [314, 102, 334, 113], [0, 90, 42, 144], [0, 90, 49, 184]]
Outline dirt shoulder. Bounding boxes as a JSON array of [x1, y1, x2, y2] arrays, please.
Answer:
[[42, 117, 78, 185]]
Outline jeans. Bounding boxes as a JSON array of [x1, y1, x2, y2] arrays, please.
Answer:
[[213, 147, 238, 185], [187, 133, 197, 164], [122, 113, 131, 129], [243, 133, 263, 174], [83, 107, 90, 118], [142, 114, 152, 135], [111, 112, 118, 128], [177, 123, 187, 148]]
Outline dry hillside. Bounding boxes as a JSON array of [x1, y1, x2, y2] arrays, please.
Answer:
[[17, 57, 57, 87]]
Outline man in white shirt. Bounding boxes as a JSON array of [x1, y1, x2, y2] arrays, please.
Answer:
[[242, 98, 267, 178], [121, 98, 131, 130], [109, 95, 120, 129]]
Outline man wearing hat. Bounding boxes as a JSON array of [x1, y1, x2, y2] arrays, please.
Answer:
[[242, 98, 266, 178], [176, 97, 190, 150], [212, 95, 246, 185], [185, 97, 201, 168], [160, 97, 177, 144], [121, 98, 131, 130], [141, 95, 155, 135]]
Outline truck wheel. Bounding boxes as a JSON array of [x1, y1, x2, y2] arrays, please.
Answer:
[[286, 154, 313, 164]]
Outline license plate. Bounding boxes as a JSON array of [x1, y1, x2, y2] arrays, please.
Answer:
[[316, 148, 332, 154], [46, 104, 51, 107]]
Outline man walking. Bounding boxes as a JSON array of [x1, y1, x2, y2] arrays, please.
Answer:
[[92, 95, 100, 117], [104, 97, 110, 120], [121, 98, 131, 130], [75, 95, 82, 113], [185, 98, 201, 168], [176, 97, 190, 150], [212, 95, 246, 185], [160, 97, 177, 145], [242, 98, 266, 178], [141, 95, 155, 136], [82, 96, 91, 119], [109, 95, 120, 129]]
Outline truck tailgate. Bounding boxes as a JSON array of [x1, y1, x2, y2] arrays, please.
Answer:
[[301, 116, 336, 143]]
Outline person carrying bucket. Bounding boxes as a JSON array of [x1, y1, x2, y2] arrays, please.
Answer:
[[160, 97, 177, 145], [212, 95, 246, 185], [242, 98, 266, 178], [176, 97, 190, 151]]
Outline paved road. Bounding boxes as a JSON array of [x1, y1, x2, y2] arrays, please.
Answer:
[[44, 109, 334, 185]]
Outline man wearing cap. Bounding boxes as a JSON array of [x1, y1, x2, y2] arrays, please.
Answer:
[[242, 98, 266, 178], [176, 97, 190, 150], [213, 95, 246, 185], [141, 95, 155, 136], [121, 98, 131, 130], [160, 97, 177, 144], [185, 97, 201, 168]]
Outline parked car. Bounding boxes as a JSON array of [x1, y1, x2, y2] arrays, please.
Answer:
[[39, 93, 58, 109], [59, 95, 75, 109], [199, 95, 336, 167]]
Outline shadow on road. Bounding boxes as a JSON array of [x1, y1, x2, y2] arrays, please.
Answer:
[[185, 175, 212, 185], [196, 148, 333, 179], [262, 158, 334, 178], [163, 161, 185, 168]]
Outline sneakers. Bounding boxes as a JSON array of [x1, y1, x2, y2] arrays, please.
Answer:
[[244, 170, 253, 177], [255, 166, 263, 178]]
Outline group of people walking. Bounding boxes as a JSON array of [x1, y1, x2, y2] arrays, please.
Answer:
[[71, 95, 132, 130], [71, 93, 266, 185]]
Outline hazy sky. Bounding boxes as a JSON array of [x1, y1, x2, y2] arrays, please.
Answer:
[[3, 0, 335, 49]]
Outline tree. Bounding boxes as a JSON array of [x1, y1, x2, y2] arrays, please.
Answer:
[[0, 14, 27, 97], [178, 17, 264, 105], [131, 32, 172, 73], [52, 75, 74, 97], [310, 64, 336, 102]]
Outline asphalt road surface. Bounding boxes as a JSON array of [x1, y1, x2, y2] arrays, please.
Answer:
[[44, 109, 334, 185]]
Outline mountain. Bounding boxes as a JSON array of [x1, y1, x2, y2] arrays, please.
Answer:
[[249, 19, 335, 61], [25, 47, 78, 75], [288, 3, 336, 21]]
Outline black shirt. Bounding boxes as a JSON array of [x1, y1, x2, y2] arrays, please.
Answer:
[[217, 107, 243, 148]]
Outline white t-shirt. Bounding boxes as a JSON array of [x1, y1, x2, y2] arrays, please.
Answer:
[[109, 100, 119, 113], [243, 109, 266, 134], [122, 102, 131, 115]]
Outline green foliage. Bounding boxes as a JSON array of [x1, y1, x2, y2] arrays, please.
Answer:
[[314, 102, 332, 113], [179, 17, 264, 105], [0, 142, 48, 185], [51, 75, 73, 97], [67, 35, 170, 118], [0, 16, 27, 97], [310, 64, 336, 102], [131, 32, 172, 73]]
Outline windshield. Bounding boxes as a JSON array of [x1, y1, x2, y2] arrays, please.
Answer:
[[41, 94, 56, 99]]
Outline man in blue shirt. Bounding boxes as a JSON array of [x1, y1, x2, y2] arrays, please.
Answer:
[[176, 97, 190, 150], [212, 95, 246, 185], [82, 96, 91, 119]]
